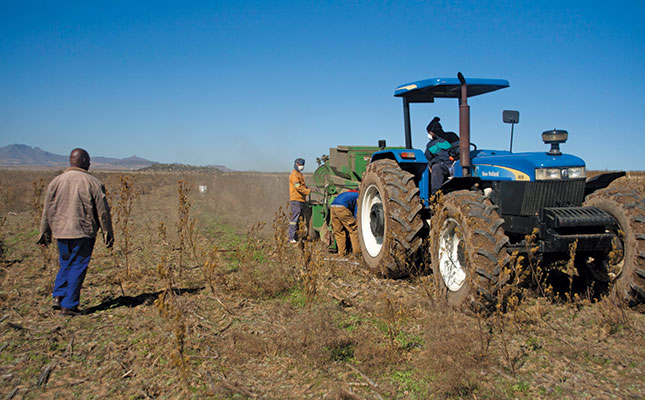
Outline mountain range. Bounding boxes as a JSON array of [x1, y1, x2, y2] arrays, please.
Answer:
[[0, 144, 157, 170]]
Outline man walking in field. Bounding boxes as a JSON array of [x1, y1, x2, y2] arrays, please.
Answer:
[[37, 148, 114, 315], [288, 158, 310, 243], [330, 190, 361, 257]]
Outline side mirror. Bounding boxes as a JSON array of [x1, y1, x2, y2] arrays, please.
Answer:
[[502, 110, 520, 152], [503, 110, 519, 124]]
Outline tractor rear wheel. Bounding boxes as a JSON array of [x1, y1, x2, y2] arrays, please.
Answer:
[[358, 159, 424, 277], [583, 188, 645, 306], [430, 190, 511, 312]]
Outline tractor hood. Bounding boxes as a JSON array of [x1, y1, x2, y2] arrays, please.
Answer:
[[453, 150, 586, 181]]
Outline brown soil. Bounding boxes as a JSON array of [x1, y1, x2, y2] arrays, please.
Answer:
[[0, 169, 643, 399]]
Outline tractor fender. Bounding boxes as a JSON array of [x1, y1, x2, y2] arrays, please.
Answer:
[[440, 176, 482, 194], [584, 171, 626, 198], [371, 149, 429, 178], [371, 148, 427, 165], [371, 151, 397, 163]]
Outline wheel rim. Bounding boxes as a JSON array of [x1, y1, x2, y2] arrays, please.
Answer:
[[361, 183, 384, 257], [438, 217, 467, 292]]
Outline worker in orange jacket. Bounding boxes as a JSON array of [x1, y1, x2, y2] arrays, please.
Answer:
[[288, 158, 310, 243]]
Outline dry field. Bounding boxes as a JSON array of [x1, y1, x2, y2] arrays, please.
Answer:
[[0, 168, 644, 399]]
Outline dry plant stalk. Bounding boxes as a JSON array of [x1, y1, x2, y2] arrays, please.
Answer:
[[236, 222, 266, 265], [154, 236, 190, 391], [298, 219, 321, 304], [177, 180, 197, 277], [271, 205, 289, 264], [383, 295, 402, 351], [157, 221, 174, 290], [158, 221, 170, 255], [232, 221, 296, 300], [523, 227, 553, 298], [115, 174, 136, 276], [564, 239, 579, 298], [0, 216, 6, 264], [493, 268, 525, 376], [32, 178, 54, 281], [203, 245, 219, 295], [422, 308, 490, 397], [154, 289, 190, 391], [607, 228, 625, 276], [474, 312, 493, 357], [493, 310, 522, 376], [491, 231, 544, 376], [32, 178, 45, 227], [596, 293, 632, 335]]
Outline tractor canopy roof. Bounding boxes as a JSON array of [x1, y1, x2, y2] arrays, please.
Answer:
[[394, 77, 509, 102]]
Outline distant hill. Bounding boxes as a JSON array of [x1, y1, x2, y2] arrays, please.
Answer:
[[137, 163, 233, 173], [0, 144, 234, 171], [0, 144, 67, 166], [0, 144, 157, 170]]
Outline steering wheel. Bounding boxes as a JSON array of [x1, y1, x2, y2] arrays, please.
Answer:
[[470, 142, 477, 151]]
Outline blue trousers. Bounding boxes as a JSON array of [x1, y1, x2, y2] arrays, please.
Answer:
[[431, 162, 450, 195], [289, 201, 304, 240], [53, 237, 95, 309]]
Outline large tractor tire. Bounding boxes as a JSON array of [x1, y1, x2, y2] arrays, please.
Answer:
[[358, 159, 424, 277], [430, 190, 511, 312], [583, 188, 645, 306]]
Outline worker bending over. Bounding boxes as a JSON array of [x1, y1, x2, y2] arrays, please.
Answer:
[[330, 190, 360, 256]]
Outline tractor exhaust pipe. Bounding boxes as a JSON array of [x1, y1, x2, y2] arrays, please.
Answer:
[[457, 72, 471, 177]]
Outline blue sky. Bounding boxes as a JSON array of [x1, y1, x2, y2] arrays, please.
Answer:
[[1, 1, 643, 171]]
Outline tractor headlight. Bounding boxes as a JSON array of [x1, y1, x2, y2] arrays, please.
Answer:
[[566, 167, 586, 179], [535, 167, 586, 180], [535, 168, 561, 180]]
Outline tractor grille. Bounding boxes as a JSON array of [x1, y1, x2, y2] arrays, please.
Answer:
[[520, 179, 585, 215], [495, 179, 585, 216]]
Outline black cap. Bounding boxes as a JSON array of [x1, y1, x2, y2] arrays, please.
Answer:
[[426, 117, 443, 134], [295, 158, 305, 165]]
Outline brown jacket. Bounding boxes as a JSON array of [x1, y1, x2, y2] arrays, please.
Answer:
[[38, 167, 113, 243], [289, 169, 310, 202]]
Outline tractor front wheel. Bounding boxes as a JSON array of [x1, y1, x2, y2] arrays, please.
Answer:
[[358, 159, 424, 277], [430, 190, 511, 312]]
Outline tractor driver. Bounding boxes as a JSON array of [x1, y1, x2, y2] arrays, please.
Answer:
[[425, 117, 459, 196]]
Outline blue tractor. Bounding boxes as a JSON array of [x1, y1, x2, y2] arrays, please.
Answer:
[[357, 73, 644, 310]]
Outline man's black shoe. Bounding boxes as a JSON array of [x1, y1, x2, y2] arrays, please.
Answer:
[[52, 296, 63, 310], [60, 307, 82, 316]]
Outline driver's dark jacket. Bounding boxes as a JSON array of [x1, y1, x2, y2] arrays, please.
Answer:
[[425, 138, 453, 166], [424, 131, 459, 166]]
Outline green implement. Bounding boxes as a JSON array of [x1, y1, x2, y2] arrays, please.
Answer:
[[307, 145, 401, 247]]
